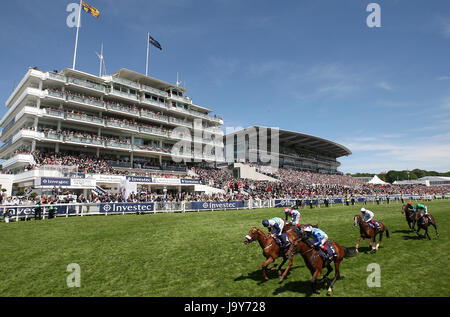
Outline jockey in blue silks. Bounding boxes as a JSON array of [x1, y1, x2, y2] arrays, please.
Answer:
[[302, 226, 336, 265]]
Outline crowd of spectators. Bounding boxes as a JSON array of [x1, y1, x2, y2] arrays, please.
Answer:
[[1, 151, 449, 205]]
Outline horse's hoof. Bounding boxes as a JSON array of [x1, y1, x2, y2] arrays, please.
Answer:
[[327, 289, 333, 296]]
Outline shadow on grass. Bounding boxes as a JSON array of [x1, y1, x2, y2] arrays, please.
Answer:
[[234, 265, 302, 285], [392, 229, 415, 234], [273, 280, 314, 297]]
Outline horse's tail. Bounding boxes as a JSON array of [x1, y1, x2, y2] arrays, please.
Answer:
[[342, 246, 358, 258]]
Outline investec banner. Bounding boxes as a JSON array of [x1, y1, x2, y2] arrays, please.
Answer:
[[274, 200, 297, 207], [99, 202, 155, 214], [126, 176, 153, 183], [1, 205, 77, 217], [191, 201, 244, 210], [180, 179, 202, 185], [39, 177, 71, 186]]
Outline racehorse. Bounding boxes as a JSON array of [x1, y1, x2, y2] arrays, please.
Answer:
[[244, 224, 317, 282], [353, 215, 390, 253], [285, 229, 355, 295], [401, 205, 416, 231], [413, 212, 439, 240]]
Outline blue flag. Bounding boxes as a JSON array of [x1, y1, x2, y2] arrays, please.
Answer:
[[148, 34, 162, 50]]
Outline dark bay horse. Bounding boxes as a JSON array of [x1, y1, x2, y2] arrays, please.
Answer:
[[244, 224, 316, 282], [414, 212, 439, 240], [401, 205, 416, 231], [353, 215, 390, 253], [285, 230, 354, 295]]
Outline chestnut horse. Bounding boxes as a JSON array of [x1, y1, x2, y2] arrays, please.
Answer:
[[414, 212, 439, 240], [244, 224, 316, 282], [285, 229, 354, 295], [401, 205, 416, 231], [353, 215, 390, 253]]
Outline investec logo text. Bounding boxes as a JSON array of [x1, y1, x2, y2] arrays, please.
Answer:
[[202, 202, 238, 209], [102, 203, 154, 213]]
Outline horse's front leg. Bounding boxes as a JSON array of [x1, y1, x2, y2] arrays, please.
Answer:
[[279, 257, 293, 283], [262, 257, 274, 281], [370, 235, 376, 253], [310, 268, 322, 294], [375, 232, 383, 251], [355, 236, 363, 253]]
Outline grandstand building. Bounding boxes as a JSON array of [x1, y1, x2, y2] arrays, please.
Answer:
[[224, 126, 351, 175], [0, 67, 224, 196]]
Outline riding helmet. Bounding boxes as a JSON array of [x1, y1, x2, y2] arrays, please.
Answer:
[[262, 219, 269, 227]]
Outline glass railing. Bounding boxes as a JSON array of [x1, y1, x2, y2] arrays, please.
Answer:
[[106, 140, 132, 149], [47, 72, 66, 82], [45, 133, 62, 141], [45, 109, 64, 118], [141, 84, 168, 97], [66, 112, 104, 125], [68, 77, 105, 92], [106, 104, 139, 116], [112, 77, 140, 90], [47, 90, 65, 99], [142, 97, 168, 109], [140, 127, 168, 137], [109, 89, 138, 100], [141, 111, 169, 122]]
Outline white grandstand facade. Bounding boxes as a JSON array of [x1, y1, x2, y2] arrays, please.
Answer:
[[224, 126, 351, 175], [0, 67, 225, 196]]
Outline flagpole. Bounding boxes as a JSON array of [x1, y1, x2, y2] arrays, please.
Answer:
[[146, 32, 150, 76], [99, 43, 103, 77], [72, 0, 83, 70]]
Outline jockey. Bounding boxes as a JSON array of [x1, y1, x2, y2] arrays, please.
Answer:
[[262, 217, 290, 249], [361, 208, 380, 231], [284, 207, 301, 225], [303, 226, 335, 265], [416, 203, 432, 223], [406, 202, 416, 212]]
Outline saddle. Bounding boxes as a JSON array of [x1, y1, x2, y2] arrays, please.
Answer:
[[368, 220, 380, 231], [317, 242, 336, 264]]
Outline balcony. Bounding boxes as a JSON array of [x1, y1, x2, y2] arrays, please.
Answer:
[[64, 135, 104, 147], [141, 84, 168, 98], [46, 72, 67, 83], [105, 120, 139, 132], [107, 88, 139, 101], [106, 140, 132, 150], [46, 90, 65, 100], [66, 112, 104, 126], [67, 77, 106, 93], [140, 127, 169, 137], [141, 97, 168, 111], [106, 103, 139, 117], [1, 154, 36, 169], [140, 110, 169, 123]]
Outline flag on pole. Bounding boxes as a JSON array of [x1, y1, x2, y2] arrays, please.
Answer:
[[148, 34, 162, 50], [81, 1, 100, 18]]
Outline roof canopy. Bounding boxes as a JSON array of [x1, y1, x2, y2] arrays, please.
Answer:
[[368, 175, 389, 185]]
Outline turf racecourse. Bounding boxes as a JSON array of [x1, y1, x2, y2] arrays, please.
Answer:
[[0, 200, 449, 297]]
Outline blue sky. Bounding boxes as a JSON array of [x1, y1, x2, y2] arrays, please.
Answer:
[[1, 0, 450, 174]]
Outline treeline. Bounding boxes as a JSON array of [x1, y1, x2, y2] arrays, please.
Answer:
[[349, 169, 450, 184]]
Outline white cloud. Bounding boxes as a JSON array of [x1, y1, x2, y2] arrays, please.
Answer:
[[376, 81, 393, 91]]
